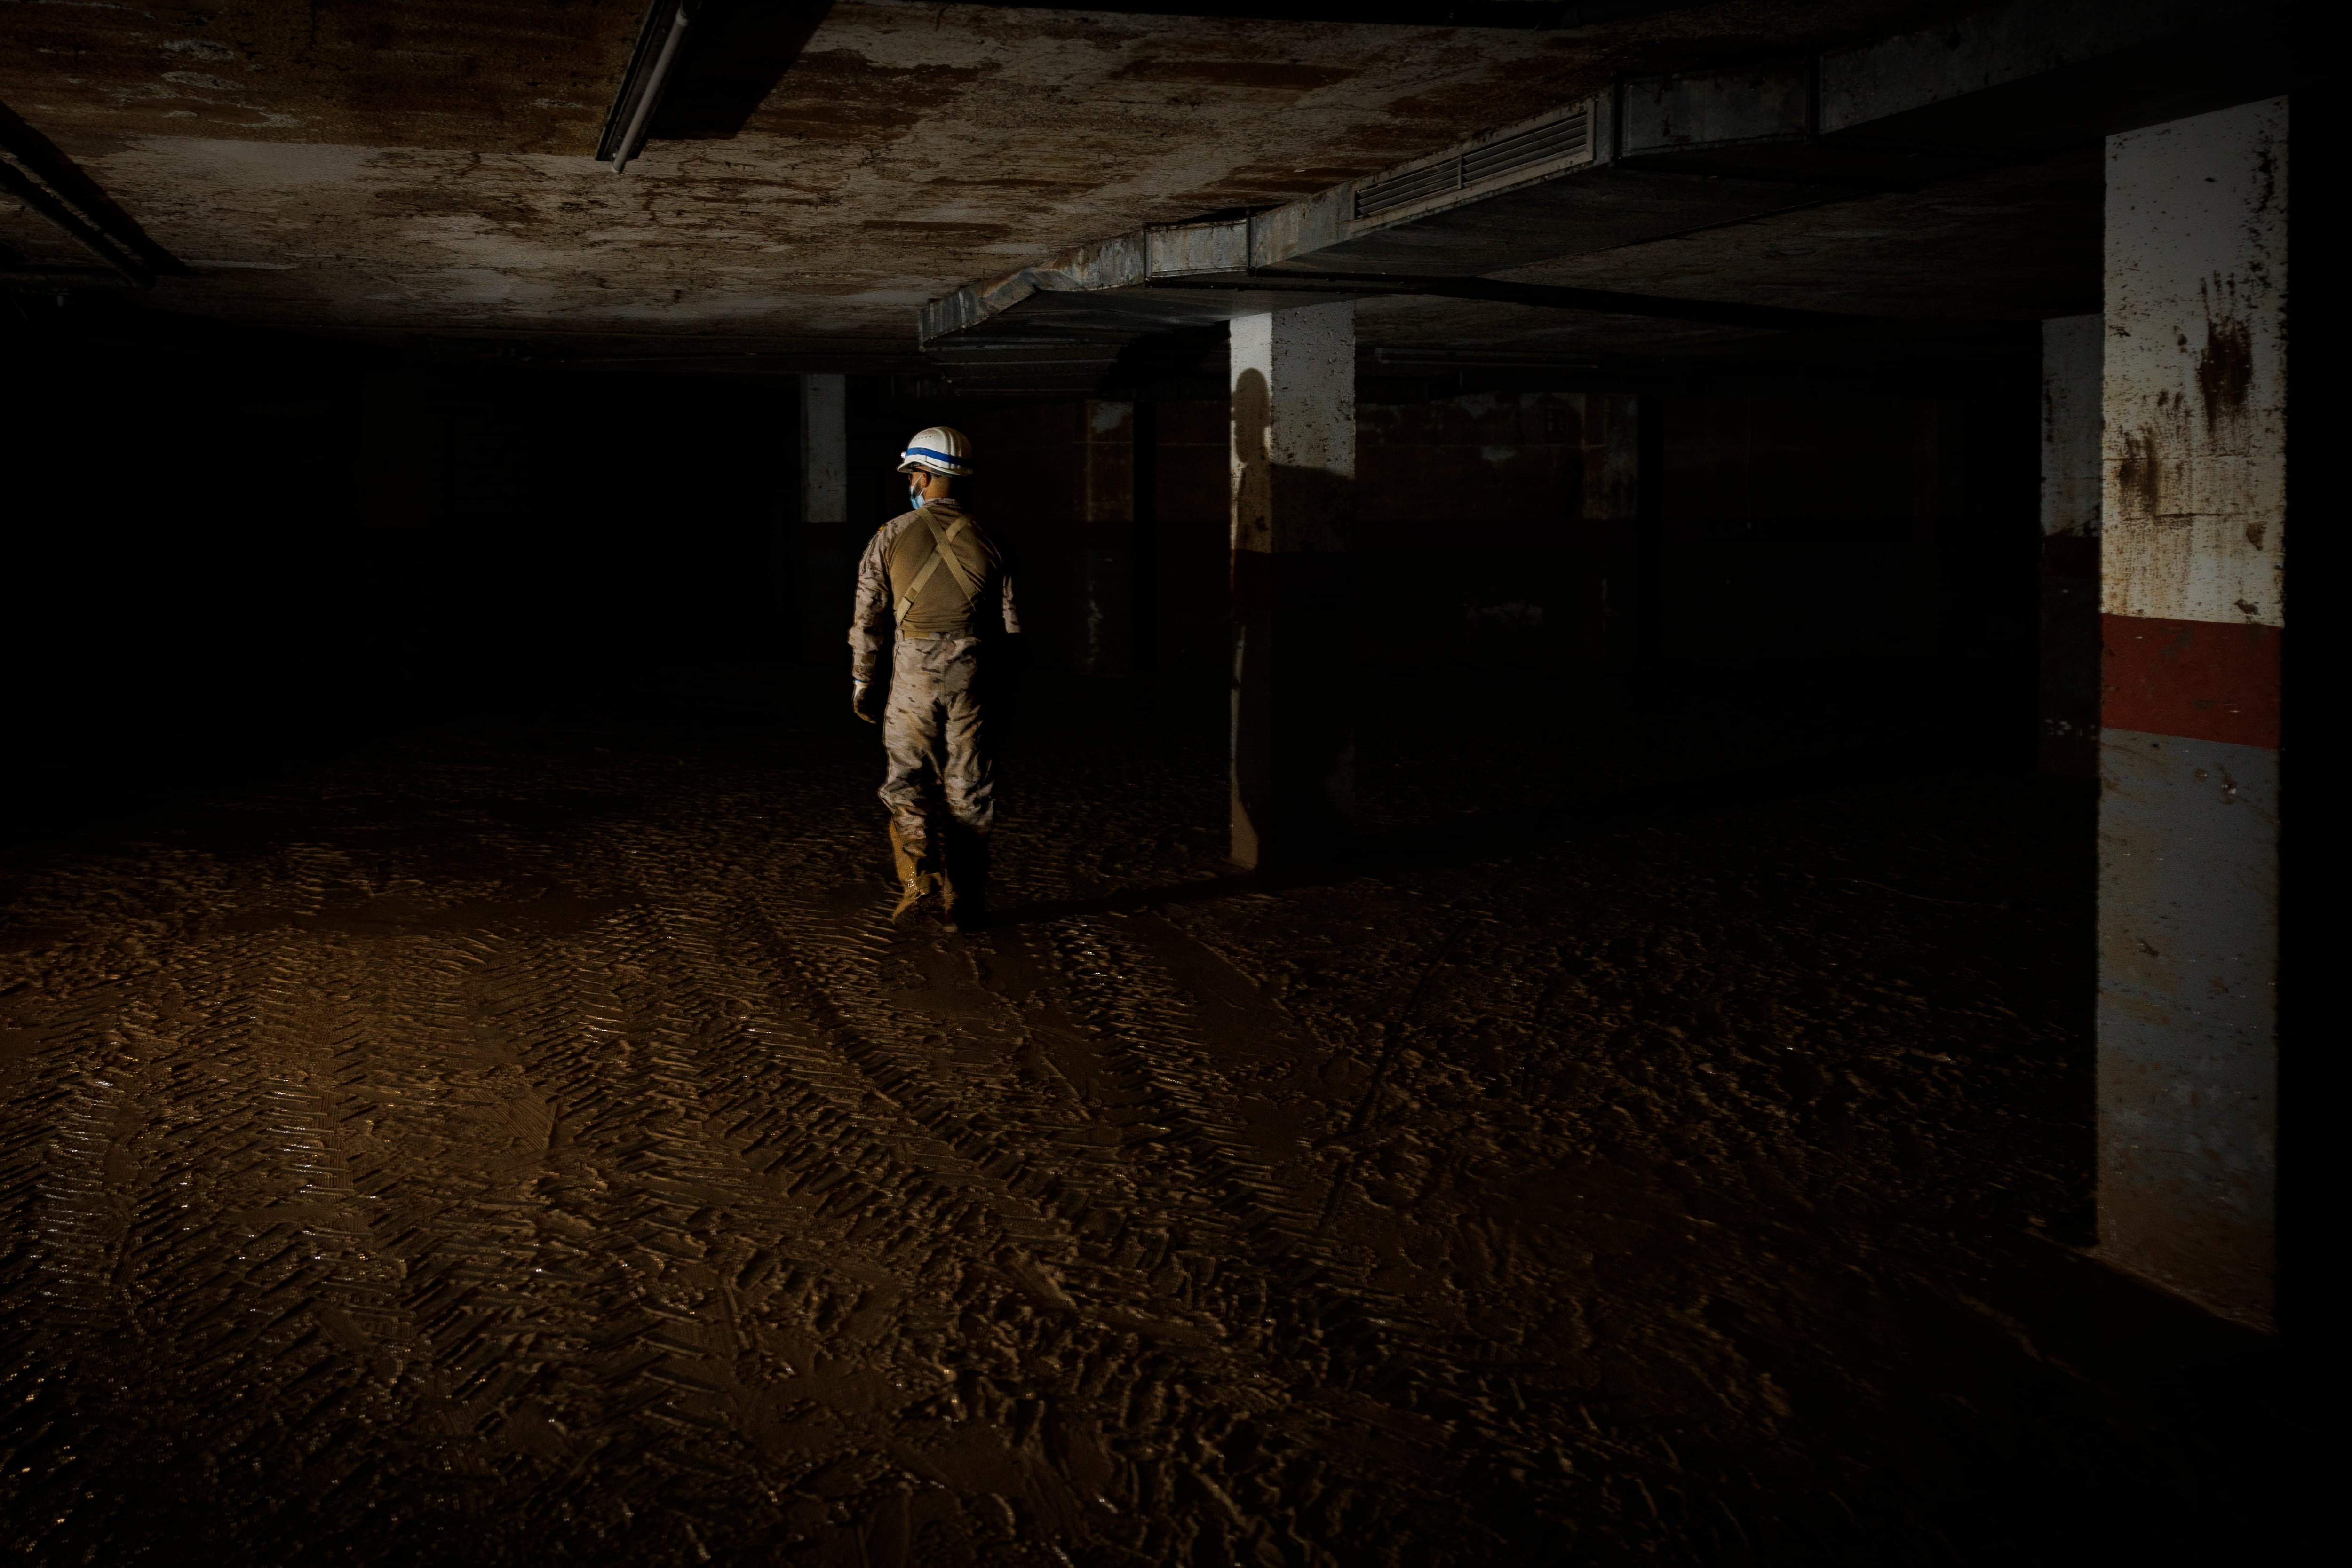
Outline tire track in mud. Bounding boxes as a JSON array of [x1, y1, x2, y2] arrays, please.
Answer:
[[580, 815, 1171, 1561], [3, 742, 1549, 1566], [967, 825, 1539, 1558], [404, 808, 1138, 1561], [584, 791, 1489, 1564], [1031, 912, 1324, 1251], [8, 931, 414, 1558], [141, 924, 587, 1552], [324, 927, 588, 1477], [472, 909, 796, 1555], [987, 807, 1610, 1551]]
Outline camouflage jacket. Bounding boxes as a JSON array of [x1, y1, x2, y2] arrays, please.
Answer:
[[848, 499, 1019, 682]]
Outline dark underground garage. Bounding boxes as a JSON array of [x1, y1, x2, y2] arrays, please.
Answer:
[[0, 2, 2290, 1563]]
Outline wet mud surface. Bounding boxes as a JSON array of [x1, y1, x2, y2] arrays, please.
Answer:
[[0, 710, 2274, 1564]]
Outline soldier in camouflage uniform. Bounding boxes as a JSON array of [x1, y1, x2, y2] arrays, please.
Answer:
[[849, 426, 1018, 929]]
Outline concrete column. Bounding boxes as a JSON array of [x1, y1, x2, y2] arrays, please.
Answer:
[[1565, 393, 1640, 663], [2040, 316, 2102, 777], [1132, 399, 1160, 674], [799, 373, 847, 525], [2097, 97, 2285, 1329], [1229, 302, 1354, 870], [1077, 399, 1136, 676], [799, 373, 850, 665]]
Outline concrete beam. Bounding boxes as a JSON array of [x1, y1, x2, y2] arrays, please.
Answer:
[[2095, 95, 2285, 1329], [1230, 302, 1354, 871], [919, 0, 2288, 349]]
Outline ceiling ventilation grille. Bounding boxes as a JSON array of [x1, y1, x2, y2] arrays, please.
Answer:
[[1353, 107, 1592, 220], [1352, 161, 1456, 219]]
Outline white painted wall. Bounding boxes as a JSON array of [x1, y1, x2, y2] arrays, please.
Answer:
[[2102, 97, 2287, 626]]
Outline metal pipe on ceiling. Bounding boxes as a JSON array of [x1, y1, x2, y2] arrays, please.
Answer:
[[0, 160, 148, 286], [599, 0, 692, 174], [1, 101, 189, 286]]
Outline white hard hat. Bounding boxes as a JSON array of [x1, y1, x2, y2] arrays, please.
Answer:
[[897, 425, 974, 478]]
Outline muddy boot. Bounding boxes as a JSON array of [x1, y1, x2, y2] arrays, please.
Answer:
[[941, 830, 990, 933], [887, 821, 935, 924]]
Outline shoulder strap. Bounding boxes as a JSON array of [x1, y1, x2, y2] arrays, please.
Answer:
[[893, 515, 978, 628]]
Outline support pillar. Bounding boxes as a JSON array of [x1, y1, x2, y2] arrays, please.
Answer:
[[2040, 316, 2102, 776], [1229, 302, 1354, 871], [1565, 394, 1640, 664], [1077, 399, 1136, 676], [2096, 97, 2286, 1329], [1133, 399, 1160, 675], [799, 373, 850, 664], [800, 373, 847, 526]]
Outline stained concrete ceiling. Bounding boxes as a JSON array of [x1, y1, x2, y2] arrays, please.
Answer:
[[1, 0, 1976, 362], [1353, 148, 2105, 358]]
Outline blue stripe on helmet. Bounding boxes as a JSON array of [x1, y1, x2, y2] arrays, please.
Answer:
[[902, 446, 970, 468]]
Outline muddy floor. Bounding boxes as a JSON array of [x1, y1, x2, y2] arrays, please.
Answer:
[[0, 698, 2276, 1565]]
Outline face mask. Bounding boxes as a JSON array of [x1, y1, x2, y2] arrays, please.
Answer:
[[909, 483, 929, 509]]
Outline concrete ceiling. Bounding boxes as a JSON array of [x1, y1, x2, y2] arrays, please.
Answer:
[[1354, 147, 2104, 358], [0, 0, 1963, 357]]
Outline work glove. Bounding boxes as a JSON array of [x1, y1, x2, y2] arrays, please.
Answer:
[[851, 678, 882, 724]]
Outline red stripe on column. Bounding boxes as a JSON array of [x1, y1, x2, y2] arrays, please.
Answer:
[[2101, 613, 2281, 748]]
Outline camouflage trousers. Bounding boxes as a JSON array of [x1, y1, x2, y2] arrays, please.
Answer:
[[879, 634, 994, 862]]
